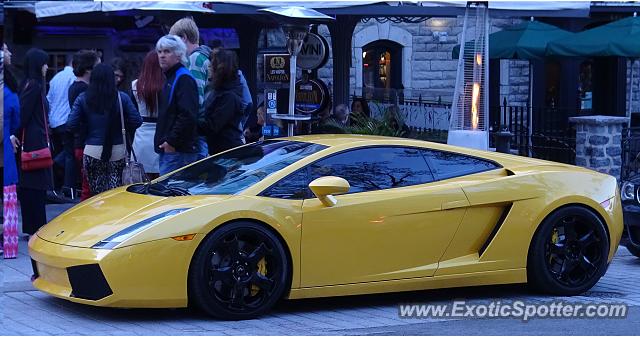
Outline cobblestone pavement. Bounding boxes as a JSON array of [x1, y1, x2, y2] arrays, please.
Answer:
[[1, 204, 640, 335], [1, 246, 639, 335]]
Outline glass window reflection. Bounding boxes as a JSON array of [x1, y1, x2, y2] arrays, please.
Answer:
[[309, 147, 435, 194], [156, 140, 327, 195], [422, 150, 499, 180]]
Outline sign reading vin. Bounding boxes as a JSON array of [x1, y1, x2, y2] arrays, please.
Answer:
[[297, 33, 329, 70]]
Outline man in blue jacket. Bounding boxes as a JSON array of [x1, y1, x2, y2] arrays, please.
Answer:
[[154, 35, 199, 175]]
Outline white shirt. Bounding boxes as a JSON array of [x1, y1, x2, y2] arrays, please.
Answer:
[[131, 79, 154, 118], [46, 66, 76, 128]]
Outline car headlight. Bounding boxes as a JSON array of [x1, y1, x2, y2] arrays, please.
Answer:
[[621, 181, 635, 201], [92, 208, 190, 249]]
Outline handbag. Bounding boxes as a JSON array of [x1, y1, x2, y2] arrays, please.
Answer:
[[117, 93, 148, 185], [21, 80, 53, 171]]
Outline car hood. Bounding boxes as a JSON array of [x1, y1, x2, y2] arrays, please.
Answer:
[[37, 187, 230, 248]]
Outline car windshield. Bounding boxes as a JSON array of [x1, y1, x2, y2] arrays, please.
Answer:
[[147, 140, 327, 196]]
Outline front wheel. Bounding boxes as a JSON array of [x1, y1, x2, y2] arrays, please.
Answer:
[[189, 222, 289, 320], [624, 241, 640, 258], [528, 206, 609, 295]]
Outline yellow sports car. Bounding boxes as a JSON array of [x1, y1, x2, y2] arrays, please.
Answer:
[[29, 135, 623, 320]]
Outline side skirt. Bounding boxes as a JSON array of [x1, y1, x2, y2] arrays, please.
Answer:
[[287, 268, 526, 300]]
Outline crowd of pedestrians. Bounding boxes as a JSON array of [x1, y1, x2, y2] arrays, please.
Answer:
[[1, 17, 253, 257]]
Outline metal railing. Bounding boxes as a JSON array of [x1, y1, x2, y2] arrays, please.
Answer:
[[622, 127, 640, 180]]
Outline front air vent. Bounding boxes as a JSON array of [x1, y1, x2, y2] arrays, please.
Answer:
[[31, 259, 39, 279], [67, 264, 113, 301]]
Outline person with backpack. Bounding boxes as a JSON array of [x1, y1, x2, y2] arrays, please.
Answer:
[[170, 17, 212, 160], [154, 35, 199, 175], [198, 49, 244, 155]]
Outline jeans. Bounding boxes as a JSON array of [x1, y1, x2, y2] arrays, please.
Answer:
[[159, 152, 198, 176], [52, 126, 76, 191], [195, 136, 209, 160]]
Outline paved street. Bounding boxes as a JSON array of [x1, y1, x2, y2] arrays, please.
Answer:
[[2, 204, 640, 335]]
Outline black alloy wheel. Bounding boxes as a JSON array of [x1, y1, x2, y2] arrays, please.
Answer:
[[528, 206, 609, 295], [189, 222, 289, 320], [624, 225, 640, 258]]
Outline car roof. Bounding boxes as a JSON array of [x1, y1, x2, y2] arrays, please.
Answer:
[[276, 134, 426, 147]]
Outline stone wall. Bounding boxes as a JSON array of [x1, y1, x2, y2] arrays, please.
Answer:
[[626, 59, 640, 115], [571, 116, 627, 180], [262, 17, 530, 108]]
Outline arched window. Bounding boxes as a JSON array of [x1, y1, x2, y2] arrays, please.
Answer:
[[362, 40, 403, 91]]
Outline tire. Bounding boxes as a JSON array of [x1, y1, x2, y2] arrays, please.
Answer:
[[188, 221, 289, 320], [624, 241, 640, 258], [528, 205, 609, 296]]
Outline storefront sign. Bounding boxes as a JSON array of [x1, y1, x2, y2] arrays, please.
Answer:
[[264, 54, 290, 83], [265, 89, 278, 115], [262, 125, 281, 137], [297, 33, 329, 70], [295, 78, 330, 114]]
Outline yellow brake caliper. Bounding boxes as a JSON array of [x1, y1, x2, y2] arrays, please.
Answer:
[[251, 258, 267, 296], [550, 228, 559, 263]]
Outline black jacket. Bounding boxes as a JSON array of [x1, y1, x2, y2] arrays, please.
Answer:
[[68, 91, 142, 156], [155, 63, 198, 154], [68, 81, 89, 149], [18, 80, 53, 190], [198, 79, 244, 155]]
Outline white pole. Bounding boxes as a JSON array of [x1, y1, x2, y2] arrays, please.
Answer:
[[529, 62, 533, 157], [288, 54, 297, 137]]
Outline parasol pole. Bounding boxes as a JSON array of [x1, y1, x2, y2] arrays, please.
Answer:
[[629, 58, 634, 131], [527, 17, 534, 157], [529, 61, 533, 157]]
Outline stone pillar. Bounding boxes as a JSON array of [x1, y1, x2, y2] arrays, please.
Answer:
[[569, 116, 628, 180]]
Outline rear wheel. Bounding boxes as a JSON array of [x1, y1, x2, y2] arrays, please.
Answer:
[[189, 222, 289, 320], [528, 206, 609, 295]]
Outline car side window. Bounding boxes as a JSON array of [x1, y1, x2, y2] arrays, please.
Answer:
[[261, 168, 310, 200], [308, 147, 435, 194], [422, 149, 500, 180]]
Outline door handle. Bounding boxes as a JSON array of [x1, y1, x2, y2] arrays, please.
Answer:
[[441, 200, 469, 210]]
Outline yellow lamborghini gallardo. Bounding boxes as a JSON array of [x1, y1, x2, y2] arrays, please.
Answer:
[[29, 135, 623, 319]]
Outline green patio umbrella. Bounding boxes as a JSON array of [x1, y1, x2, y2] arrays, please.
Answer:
[[547, 13, 640, 127], [546, 14, 640, 57], [452, 19, 572, 156], [452, 20, 572, 60]]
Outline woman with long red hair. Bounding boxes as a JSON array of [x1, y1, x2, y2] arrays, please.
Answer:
[[131, 50, 164, 179]]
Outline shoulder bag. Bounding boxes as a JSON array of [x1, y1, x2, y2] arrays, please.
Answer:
[[21, 80, 53, 171], [118, 93, 148, 184]]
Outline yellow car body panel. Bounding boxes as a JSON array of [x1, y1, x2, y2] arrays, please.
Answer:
[[29, 135, 623, 309]]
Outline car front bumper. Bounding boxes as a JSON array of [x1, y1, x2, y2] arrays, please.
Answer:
[[28, 234, 200, 308], [623, 203, 640, 247]]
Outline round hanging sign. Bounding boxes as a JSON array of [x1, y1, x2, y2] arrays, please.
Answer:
[[295, 78, 330, 115], [297, 33, 329, 71]]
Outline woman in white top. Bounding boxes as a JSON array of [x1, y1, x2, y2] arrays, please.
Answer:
[[131, 50, 164, 178]]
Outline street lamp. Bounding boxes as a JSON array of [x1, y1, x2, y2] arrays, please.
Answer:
[[260, 6, 334, 136]]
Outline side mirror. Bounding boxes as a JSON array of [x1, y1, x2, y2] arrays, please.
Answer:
[[309, 176, 350, 207]]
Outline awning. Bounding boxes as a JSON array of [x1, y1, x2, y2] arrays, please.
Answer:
[[31, 0, 591, 19], [34, 1, 215, 19]]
